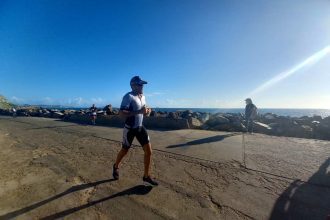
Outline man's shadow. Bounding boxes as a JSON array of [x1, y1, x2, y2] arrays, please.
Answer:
[[167, 133, 239, 148], [0, 179, 152, 220], [269, 158, 330, 220]]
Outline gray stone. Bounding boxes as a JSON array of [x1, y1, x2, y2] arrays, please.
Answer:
[[188, 117, 202, 129], [301, 125, 313, 132], [181, 110, 193, 119], [97, 110, 104, 115], [199, 113, 210, 123], [312, 115, 322, 121], [264, 113, 277, 120], [52, 112, 64, 118], [168, 112, 179, 119], [150, 111, 157, 117], [206, 115, 230, 127], [312, 121, 320, 125], [103, 104, 113, 115]]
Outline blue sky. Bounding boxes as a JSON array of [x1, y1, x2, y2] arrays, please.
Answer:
[[1, 0, 330, 108]]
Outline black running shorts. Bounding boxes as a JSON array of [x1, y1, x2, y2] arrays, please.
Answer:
[[122, 126, 150, 149]]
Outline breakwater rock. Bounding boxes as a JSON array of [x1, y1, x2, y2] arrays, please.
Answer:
[[1, 107, 330, 140]]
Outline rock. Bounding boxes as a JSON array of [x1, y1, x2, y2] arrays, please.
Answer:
[[29, 110, 40, 117], [312, 115, 322, 121], [268, 123, 280, 128], [17, 109, 29, 116], [284, 124, 313, 139], [168, 112, 179, 119], [253, 121, 272, 134], [264, 113, 277, 120], [312, 121, 320, 125], [323, 116, 330, 124], [313, 124, 330, 140], [299, 116, 310, 120], [199, 113, 210, 123], [150, 111, 157, 117], [188, 117, 202, 129], [103, 104, 113, 115], [231, 121, 245, 132], [52, 112, 64, 118], [97, 110, 104, 115], [181, 110, 193, 119], [76, 110, 85, 115], [201, 124, 210, 130], [205, 115, 230, 127], [192, 112, 201, 118], [301, 125, 313, 132], [61, 110, 73, 115]]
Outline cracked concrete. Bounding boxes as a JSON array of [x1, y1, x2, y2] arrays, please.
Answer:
[[0, 116, 329, 220]]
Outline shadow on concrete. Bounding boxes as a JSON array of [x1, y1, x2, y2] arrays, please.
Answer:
[[167, 133, 240, 148], [28, 125, 79, 130], [0, 179, 115, 220], [40, 185, 153, 220], [55, 119, 177, 131], [270, 158, 330, 220], [54, 119, 101, 126]]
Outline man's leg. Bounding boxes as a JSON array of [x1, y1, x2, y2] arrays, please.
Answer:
[[142, 143, 152, 177], [136, 126, 158, 185], [247, 119, 252, 133], [113, 127, 134, 179], [112, 148, 128, 180], [142, 143, 158, 185], [115, 148, 129, 168], [250, 120, 254, 133]]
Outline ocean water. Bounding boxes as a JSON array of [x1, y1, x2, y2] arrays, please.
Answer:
[[153, 108, 330, 118]]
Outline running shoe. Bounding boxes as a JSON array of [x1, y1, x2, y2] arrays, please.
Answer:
[[113, 164, 119, 180], [143, 176, 158, 186]]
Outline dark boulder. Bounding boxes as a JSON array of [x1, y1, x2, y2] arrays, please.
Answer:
[[168, 112, 179, 119]]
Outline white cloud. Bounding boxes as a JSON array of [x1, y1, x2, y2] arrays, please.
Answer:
[[91, 97, 105, 105], [8, 96, 109, 107], [65, 97, 107, 107], [10, 96, 25, 104], [43, 97, 54, 105]]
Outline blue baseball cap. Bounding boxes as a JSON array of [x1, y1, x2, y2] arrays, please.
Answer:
[[130, 76, 148, 86]]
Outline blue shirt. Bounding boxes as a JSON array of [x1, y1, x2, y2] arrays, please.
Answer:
[[120, 92, 146, 128]]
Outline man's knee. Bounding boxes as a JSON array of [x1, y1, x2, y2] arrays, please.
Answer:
[[120, 147, 129, 154]]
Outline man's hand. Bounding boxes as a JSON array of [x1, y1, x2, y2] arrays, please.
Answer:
[[141, 106, 151, 116], [146, 107, 152, 116]]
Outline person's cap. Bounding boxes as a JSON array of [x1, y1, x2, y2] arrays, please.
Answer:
[[130, 76, 148, 85], [245, 98, 252, 102]]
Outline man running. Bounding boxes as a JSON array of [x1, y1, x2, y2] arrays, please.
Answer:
[[113, 76, 158, 186], [89, 104, 97, 125]]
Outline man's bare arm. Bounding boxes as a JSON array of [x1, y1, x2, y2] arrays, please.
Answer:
[[119, 106, 151, 117]]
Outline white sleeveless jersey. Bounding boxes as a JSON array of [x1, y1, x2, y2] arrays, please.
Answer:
[[120, 91, 146, 128]]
